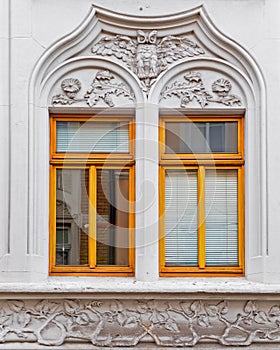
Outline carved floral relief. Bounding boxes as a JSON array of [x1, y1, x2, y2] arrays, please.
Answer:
[[52, 70, 135, 107], [92, 30, 205, 91], [160, 71, 242, 107], [1, 298, 280, 347]]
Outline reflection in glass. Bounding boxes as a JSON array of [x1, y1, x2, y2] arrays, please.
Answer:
[[96, 169, 129, 266], [56, 169, 89, 266], [165, 122, 238, 154]]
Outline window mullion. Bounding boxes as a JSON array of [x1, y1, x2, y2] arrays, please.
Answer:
[[88, 166, 97, 268], [198, 166, 206, 269]]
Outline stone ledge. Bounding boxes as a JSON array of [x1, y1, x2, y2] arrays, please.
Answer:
[[0, 278, 280, 296]]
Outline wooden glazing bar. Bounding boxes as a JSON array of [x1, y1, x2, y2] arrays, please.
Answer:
[[198, 166, 206, 269], [88, 166, 97, 268]]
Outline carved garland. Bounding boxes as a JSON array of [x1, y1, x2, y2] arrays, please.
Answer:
[[92, 30, 205, 91], [1, 299, 280, 347], [160, 71, 242, 107], [52, 70, 135, 107]]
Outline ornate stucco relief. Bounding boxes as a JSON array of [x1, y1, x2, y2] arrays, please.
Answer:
[[52, 70, 135, 107], [1, 298, 280, 347], [92, 31, 204, 91], [160, 71, 242, 107]]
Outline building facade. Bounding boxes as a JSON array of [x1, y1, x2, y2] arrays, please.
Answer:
[[1, 0, 280, 348]]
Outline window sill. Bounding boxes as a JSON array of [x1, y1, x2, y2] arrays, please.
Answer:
[[0, 278, 279, 296]]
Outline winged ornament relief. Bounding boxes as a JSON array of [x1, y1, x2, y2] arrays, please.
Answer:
[[92, 30, 205, 91]]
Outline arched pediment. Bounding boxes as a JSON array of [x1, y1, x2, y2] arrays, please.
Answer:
[[149, 58, 254, 108], [42, 57, 145, 107], [30, 4, 264, 109]]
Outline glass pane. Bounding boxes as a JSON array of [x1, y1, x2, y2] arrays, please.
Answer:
[[56, 169, 89, 266], [56, 121, 129, 153], [205, 169, 238, 266], [165, 170, 198, 266], [96, 169, 129, 266], [165, 122, 238, 154]]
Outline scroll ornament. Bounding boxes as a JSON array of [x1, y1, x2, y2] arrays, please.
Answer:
[[52, 70, 135, 107], [160, 71, 242, 107], [0, 299, 280, 347], [92, 30, 205, 91]]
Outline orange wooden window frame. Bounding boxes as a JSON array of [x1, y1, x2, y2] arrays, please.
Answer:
[[49, 114, 135, 276], [159, 115, 245, 277], [50, 114, 135, 164]]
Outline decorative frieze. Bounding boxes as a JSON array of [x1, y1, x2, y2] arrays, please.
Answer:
[[160, 71, 242, 107], [92, 31, 204, 91], [52, 70, 135, 107], [1, 298, 280, 347]]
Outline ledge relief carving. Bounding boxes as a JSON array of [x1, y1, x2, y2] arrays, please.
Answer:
[[1, 298, 280, 347], [92, 30, 204, 91], [160, 71, 242, 107], [52, 70, 135, 107]]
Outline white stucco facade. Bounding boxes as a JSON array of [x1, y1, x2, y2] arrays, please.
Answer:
[[1, 0, 280, 348]]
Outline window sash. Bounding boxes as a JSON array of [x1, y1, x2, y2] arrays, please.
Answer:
[[50, 115, 134, 162], [165, 169, 198, 266], [50, 165, 134, 275], [205, 169, 239, 266], [165, 121, 238, 154], [160, 115, 244, 275], [159, 116, 243, 161], [55, 168, 89, 267], [160, 166, 244, 275], [56, 121, 129, 153]]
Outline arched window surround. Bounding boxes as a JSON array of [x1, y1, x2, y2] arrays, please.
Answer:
[[23, 4, 267, 283]]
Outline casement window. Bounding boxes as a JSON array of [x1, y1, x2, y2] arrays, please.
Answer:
[[159, 115, 244, 276], [49, 113, 244, 277], [49, 115, 135, 275]]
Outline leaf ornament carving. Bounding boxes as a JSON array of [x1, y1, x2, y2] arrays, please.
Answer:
[[52, 71, 135, 107], [0, 298, 280, 347], [92, 31, 205, 91], [84, 70, 135, 107], [160, 72, 242, 107]]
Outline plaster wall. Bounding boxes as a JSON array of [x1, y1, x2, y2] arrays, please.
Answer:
[[0, 0, 278, 286], [1, 0, 277, 279], [0, 0, 280, 348]]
